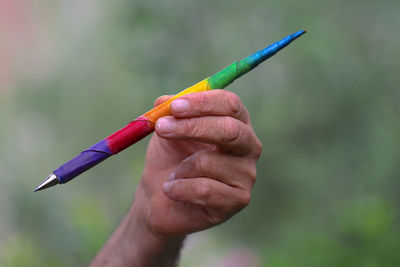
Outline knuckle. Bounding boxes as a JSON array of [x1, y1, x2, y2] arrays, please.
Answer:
[[175, 157, 190, 178], [195, 180, 212, 199], [220, 117, 241, 144], [194, 152, 209, 175], [192, 93, 212, 113], [253, 138, 263, 159], [169, 182, 183, 199], [205, 213, 223, 225], [180, 118, 199, 137], [239, 191, 251, 208], [225, 91, 242, 115], [248, 166, 257, 186]]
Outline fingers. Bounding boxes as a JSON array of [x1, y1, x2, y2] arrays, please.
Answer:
[[155, 115, 261, 156], [162, 178, 250, 223], [170, 90, 250, 124], [171, 150, 256, 190]]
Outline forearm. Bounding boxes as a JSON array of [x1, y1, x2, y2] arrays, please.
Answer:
[[90, 204, 185, 267]]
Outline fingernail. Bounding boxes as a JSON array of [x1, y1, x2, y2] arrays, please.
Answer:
[[169, 172, 176, 180], [163, 181, 174, 193], [171, 99, 190, 113], [157, 117, 176, 133]]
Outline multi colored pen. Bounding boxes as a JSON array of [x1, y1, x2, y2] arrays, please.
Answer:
[[34, 30, 306, 192]]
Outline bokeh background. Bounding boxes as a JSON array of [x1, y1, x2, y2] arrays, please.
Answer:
[[1, 0, 400, 266]]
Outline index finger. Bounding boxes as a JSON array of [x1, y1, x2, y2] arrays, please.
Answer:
[[170, 90, 250, 124]]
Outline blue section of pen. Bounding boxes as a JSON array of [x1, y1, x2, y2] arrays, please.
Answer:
[[246, 29, 306, 68]]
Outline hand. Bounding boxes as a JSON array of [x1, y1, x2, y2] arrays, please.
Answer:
[[91, 90, 262, 267], [133, 89, 262, 238]]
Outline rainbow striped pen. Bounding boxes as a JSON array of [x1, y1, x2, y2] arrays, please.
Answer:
[[34, 30, 306, 191]]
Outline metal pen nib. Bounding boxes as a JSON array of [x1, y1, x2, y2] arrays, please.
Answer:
[[34, 173, 60, 192]]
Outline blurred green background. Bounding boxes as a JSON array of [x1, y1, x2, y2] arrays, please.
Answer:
[[1, 0, 400, 266]]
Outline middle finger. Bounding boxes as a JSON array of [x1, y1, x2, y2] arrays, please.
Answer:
[[156, 115, 258, 156]]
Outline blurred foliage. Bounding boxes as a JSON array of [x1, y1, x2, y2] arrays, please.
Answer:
[[1, 0, 400, 266]]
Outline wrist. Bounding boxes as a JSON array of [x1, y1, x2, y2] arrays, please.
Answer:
[[127, 203, 185, 267], [91, 191, 185, 267]]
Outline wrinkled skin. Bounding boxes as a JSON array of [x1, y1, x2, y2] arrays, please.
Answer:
[[135, 90, 262, 237]]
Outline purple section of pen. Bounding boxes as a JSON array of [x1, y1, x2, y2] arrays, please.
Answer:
[[54, 140, 112, 184]]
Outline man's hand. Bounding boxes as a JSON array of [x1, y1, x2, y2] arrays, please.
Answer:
[[137, 89, 262, 236], [91, 90, 262, 267]]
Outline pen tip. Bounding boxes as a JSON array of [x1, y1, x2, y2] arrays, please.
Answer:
[[34, 173, 59, 192], [286, 29, 306, 43]]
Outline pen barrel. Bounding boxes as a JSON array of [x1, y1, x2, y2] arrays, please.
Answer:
[[49, 30, 306, 185]]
